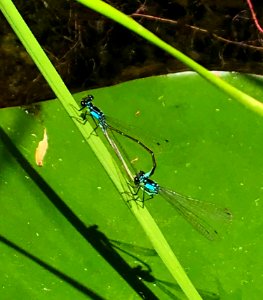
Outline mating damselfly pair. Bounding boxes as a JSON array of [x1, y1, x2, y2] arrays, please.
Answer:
[[79, 95, 232, 241]]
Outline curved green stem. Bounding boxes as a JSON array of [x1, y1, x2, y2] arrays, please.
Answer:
[[77, 0, 263, 117]]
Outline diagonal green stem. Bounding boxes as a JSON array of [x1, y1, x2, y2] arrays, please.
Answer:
[[77, 0, 263, 117], [0, 0, 202, 299]]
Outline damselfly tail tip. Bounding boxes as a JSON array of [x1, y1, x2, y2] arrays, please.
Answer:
[[224, 208, 233, 220], [156, 139, 169, 146]]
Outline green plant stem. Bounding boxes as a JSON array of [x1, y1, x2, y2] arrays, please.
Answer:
[[0, 1, 202, 299], [0, 0, 115, 185], [77, 0, 263, 117]]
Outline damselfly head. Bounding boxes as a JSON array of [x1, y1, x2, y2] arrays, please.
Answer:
[[81, 95, 94, 107], [134, 171, 146, 185]]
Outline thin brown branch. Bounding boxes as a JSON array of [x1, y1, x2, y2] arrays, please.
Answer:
[[131, 13, 263, 51], [246, 0, 263, 33]]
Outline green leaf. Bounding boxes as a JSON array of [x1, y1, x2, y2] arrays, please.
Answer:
[[1, 72, 263, 299], [1, 0, 262, 298], [0, 1, 201, 298]]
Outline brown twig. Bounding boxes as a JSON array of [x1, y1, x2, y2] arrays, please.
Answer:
[[246, 0, 263, 33], [131, 13, 263, 51]]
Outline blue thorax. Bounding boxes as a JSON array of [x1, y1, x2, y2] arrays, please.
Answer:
[[135, 170, 159, 196]]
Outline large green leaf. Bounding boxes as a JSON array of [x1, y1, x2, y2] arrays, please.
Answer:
[[1, 72, 263, 299]]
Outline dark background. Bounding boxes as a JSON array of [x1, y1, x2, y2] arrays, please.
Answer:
[[0, 0, 262, 108]]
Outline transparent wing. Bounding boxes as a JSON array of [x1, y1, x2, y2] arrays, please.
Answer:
[[159, 187, 232, 241], [105, 114, 169, 150]]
